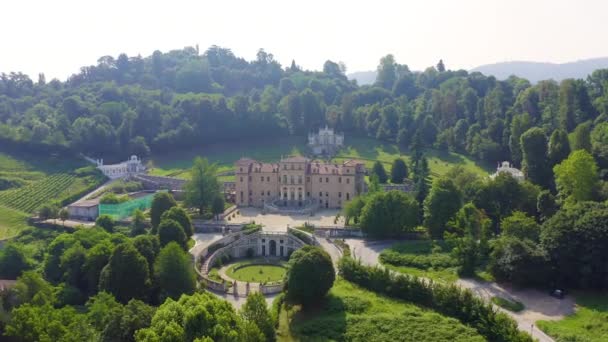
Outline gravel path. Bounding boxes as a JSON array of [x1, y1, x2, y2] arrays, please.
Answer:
[[344, 238, 574, 342]]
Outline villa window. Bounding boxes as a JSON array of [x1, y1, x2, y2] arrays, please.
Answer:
[[319, 177, 322, 183], [326, 177, 329, 183], [306, 177, 310, 182], [261, 176, 264, 182], [347, 178, 350, 184], [240, 177, 243, 182], [267, 176, 270, 182], [347, 193, 350, 200], [298, 175, 302, 184], [283, 175, 287, 183], [267, 191, 270, 196], [291, 164, 294, 170], [290, 175, 294, 184], [283, 165, 287, 170], [248, 176, 251, 181], [339, 177, 342, 183], [240, 167, 243, 172], [325, 192, 329, 197], [339, 192, 342, 198], [307, 192, 310, 197], [240, 191, 243, 202], [261, 191, 264, 196], [249, 190, 252, 196], [298, 164, 302, 170], [319, 192, 322, 197]]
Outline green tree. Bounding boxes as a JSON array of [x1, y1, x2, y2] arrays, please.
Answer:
[[38, 203, 59, 221], [96, 214, 116, 233], [5, 304, 97, 342], [158, 219, 187, 249], [212, 196, 225, 221], [135, 292, 263, 342], [390, 158, 408, 183], [285, 246, 335, 308], [548, 128, 571, 166], [570, 121, 592, 152], [132, 235, 160, 275], [520, 127, 551, 188], [537, 190, 558, 222], [83, 241, 113, 295], [375, 54, 397, 90], [100, 299, 155, 342], [342, 196, 366, 225], [423, 178, 463, 239], [154, 242, 196, 300], [541, 202, 608, 289], [58, 208, 69, 226], [161, 206, 193, 238], [130, 209, 148, 236], [500, 211, 540, 242], [553, 149, 599, 203], [447, 203, 491, 276], [371, 161, 388, 184], [10, 271, 56, 307], [488, 237, 547, 287], [185, 157, 221, 215], [0, 243, 32, 279], [99, 243, 150, 303], [150, 192, 177, 230], [241, 292, 275, 342], [359, 191, 419, 238]]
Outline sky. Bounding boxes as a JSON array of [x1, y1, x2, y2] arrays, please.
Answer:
[[1, 0, 607, 80]]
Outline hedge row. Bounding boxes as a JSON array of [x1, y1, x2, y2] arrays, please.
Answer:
[[338, 257, 533, 342], [379, 249, 458, 269]]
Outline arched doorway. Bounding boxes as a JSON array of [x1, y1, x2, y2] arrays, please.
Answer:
[[269, 240, 277, 256]]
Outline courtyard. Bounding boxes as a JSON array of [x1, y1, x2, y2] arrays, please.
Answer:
[[228, 207, 344, 231]]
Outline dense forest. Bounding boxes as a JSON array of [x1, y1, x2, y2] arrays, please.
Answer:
[[1, 46, 608, 179]]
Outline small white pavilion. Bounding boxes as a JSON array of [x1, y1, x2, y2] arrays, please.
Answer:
[[490, 161, 525, 182]]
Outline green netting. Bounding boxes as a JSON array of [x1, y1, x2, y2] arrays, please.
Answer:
[[99, 193, 155, 220]]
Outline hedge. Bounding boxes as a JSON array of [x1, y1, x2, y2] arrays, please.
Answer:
[[338, 257, 533, 342]]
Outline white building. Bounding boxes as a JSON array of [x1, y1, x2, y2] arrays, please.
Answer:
[[89, 155, 146, 179], [308, 125, 344, 156], [490, 161, 525, 182]]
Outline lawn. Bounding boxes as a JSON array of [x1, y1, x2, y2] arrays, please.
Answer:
[[537, 293, 608, 342], [225, 260, 287, 283], [278, 278, 485, 342], [0, 205, 30, 240], [491, 296, 525, 312], [148, 135, 491, 180], [379, 240, 460, 283]]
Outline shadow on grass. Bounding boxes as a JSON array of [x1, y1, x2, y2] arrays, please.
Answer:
[[288, 294, 348, 341]]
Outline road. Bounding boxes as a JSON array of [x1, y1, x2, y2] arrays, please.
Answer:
[[343, 239, 573, 342]]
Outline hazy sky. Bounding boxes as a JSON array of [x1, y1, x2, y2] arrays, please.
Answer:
[[2, 0, 607, 80]]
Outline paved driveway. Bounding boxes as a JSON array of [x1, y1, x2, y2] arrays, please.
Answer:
[[343, 238, 574, 342]]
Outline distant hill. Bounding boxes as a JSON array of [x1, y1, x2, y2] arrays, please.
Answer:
[[471, 57, 608, 83], [347, 70, 377, 85]]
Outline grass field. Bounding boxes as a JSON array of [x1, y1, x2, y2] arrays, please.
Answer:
[[491, 296, 525, 312], [0, 149, 105, 214], [0, 206, 30, 240], [278, 278, 484, 341], [537, 293, 608, 342], [148, 136, 491, 180], [225, 260, 287, 283]]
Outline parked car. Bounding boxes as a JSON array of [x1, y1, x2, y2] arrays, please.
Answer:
[[550, 289, 565, 299]]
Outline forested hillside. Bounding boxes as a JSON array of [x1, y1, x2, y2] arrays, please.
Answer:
[[1, 47, 607, 180]]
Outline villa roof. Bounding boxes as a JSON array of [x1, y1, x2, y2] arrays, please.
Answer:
[[342, 159, 365, 167], [235, 158, 256, 166], [254, 162, 278, 173], [281, 156, 309, 163]]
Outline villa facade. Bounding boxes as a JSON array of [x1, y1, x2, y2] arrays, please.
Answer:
[[235, 156, 366, 210]]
